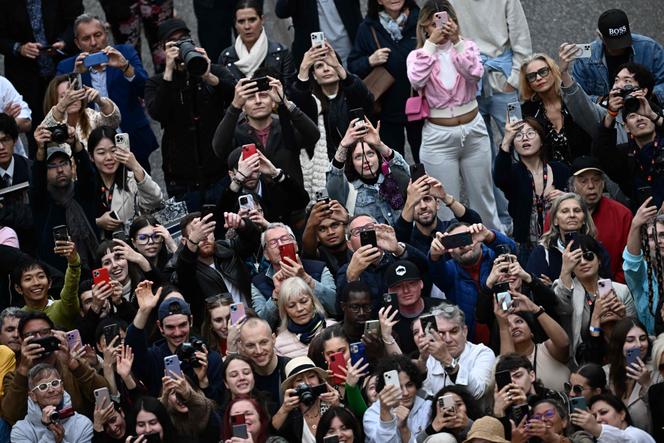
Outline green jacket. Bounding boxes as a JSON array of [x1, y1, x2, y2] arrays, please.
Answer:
[[22, 257, 81, 330]]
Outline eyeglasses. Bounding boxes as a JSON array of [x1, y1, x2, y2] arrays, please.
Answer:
[[46, 161, 71, 170], [347, 303, 372, 313], [266, 234, 295, 248], [31, 379, 62, 392], [564, 382, 587, 394], [134, 233, 163, 245], [581, 251, 596, 262], [24, 327, 53, 339], [515, 130, 537, 141], [349, 223, 376, 238], [525, 67, 551, 83], [530, 408, 556, 422]]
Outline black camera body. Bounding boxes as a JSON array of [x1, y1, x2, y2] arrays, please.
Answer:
[[174, 38, 208, 77], [176, 338, 205, 368], [294, 383, 327, 407], [46, 124, 68, 144], [32, 336, 61, 357], [619, 84, 641, 114]]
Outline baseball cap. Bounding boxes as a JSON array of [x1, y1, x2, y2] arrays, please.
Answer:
[[598, 9, 632, 50], [46, 145, 72, 162], [158, 297, 191, 322], [570, 156, 604, 176], [385, 260, 421, 288], [157, 18, 191, 42]]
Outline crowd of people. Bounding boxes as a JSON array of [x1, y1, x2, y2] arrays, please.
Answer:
[[0, 0, 663, 442]]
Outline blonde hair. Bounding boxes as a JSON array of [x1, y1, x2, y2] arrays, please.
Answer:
[[43, 74, 91, 139], [277, 277, 326, 332], [540, 192, 597, 248], [415, 0, 459, 49], [519, 53, 563, 102]]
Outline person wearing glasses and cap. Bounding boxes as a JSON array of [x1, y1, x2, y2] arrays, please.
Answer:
[[11, 363, 93, 443]]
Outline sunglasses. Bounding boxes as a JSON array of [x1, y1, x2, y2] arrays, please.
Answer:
[[525, 67, 551, 83], [31, 379, 62, 392], [563, 382, 586, 394], [581, 251, 596, 262]]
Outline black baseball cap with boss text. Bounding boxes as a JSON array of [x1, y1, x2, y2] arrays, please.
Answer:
[[598, 9, 632, 50]]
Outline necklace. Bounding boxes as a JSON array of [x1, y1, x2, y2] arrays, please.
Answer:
[[304, 409, 320, 430]]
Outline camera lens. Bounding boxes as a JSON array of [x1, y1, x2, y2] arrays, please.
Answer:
[[177, 39, 208, 76]]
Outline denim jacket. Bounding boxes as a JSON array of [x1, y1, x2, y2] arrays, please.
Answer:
[[326, 151, 409, 225], [571, 34, 664, 103]]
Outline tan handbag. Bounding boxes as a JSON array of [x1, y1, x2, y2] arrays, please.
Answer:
[[362, 27, 395, 110]]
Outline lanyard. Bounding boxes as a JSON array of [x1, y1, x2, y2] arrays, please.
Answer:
[[527, 163, 548, 235], [632, 139, 660, 183]]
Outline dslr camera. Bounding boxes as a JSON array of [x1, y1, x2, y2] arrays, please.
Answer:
[[618, 84, 641, 114], [176, 338, 205, 368], [46, 124, 69, 144], [174, 38, 208, 77], [294, 383, 327, 407]]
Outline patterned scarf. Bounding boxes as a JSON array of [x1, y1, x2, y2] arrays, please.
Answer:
[[287, 312, 325, 344], [379, 10, 408, 42]]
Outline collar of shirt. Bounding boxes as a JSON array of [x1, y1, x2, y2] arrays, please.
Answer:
[[0, 156, 15, 181]]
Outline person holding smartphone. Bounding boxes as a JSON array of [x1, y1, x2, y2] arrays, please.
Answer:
[[124, 396, 178, 443], [420, 386, 481, 442]]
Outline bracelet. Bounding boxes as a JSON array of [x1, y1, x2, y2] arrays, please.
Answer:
[[533, 306, 545, 318], [186, 238, 200, 246], [122, 62, 131, 74], [444, 196, 455, 207], [272, 169, 285, 182], [589, 325, 602, 334], [607, 108, 618, 117], [382, 336, 396, 345]]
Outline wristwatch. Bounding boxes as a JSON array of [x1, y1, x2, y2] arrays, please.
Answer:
[[392, 242, 407, 258], [444, 357, 459, 372]]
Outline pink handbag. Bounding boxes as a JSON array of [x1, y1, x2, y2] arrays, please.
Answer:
[[405, 92, 429, 122]]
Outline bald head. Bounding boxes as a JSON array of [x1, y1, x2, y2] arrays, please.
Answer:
[[239, 318, 276, 369]]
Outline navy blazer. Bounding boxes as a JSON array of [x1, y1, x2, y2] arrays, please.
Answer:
[[55, 45, 154, 134]]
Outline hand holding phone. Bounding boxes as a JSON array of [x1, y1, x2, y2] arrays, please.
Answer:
[[241, 143, 257, 159], [507, 102, 523, 124]]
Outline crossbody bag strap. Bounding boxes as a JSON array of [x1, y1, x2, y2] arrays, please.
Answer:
[[370, 26, 381, 50]]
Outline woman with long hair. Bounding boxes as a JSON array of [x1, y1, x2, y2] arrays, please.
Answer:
[[565, 363, 607, 403], [88, 126, 163, 235], [406, 0, 501, 230], [623, 199, 664, 335], [128, 215, 176, 277], [315, 406, 363, 443], [326, 119, 409, 225], [42, 74, 120, 150], [348, 0, 421, 160], [125, 396, 177, 443], [519, 53, 592, 164], [201, 294, 234, 356], [495, 116, 569, 263], [419, 386, 481, 442], [223, 396, 288, 443], [605, 318, 654, 432]]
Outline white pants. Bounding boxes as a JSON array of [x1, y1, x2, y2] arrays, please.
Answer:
[[420, 113, 502, 231]]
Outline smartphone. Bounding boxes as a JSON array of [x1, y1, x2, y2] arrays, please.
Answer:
[[496, 291, 512, 311], [364, 320, 380, 336], [507, 101, 523, 124], [359, 229, 377, 248], [433, 11, 448, 28], [103, 323, 120, 347], [232, 423, 249, 439], [573, 43, 592, 59], [201, 204, 216, 219], [419, 314, 437, 335], [65, 329, 81, 350], [92, 267, 111, 286], [383, 369, 402, 397], [230, 303, 246, 326], [625, 347, 641, 366], [329, 351, 347, 385], [564, 231, 579, 249], [141, 434, 161, 443], [109, 211, 119, 220], [636, 186, 654, 206], [310, 31, 325, 48], [32, 336, 60, 356], [94, 387, 111, 409], [349, 342, 366, 366], [493, 282, 510, 294], [164, 355, 182, 378], [409, 163, 427, 182], [440, 231, 473, 249], [510, 403, 529, 426], [112, 230, 128, 242], [84, 51, 109, 68], [52, 225, 69, 243], [495, 369, 512, 391], [349, 108, 366, 128], [67, 73, 82, 90], [382, 292, 399, 314], [114, 133, 130, 150], [570, 396, 588, 411], [252, 76, 271, 92], [440, 394, 456, 414], [238, 194, 255, 211], [323, 436, 340, 443], [495, 244, 513, 261], [278, 242, 297, 264], [597, 278, 613, 298], [241, 143, 257, 160]]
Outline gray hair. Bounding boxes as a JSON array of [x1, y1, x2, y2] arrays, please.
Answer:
[[344, 214, 378, 240], [430, 302, 465, 328], [0, 307, 23, 330], [567, 172, 609, 194], [260, 222, 295, 249], [73, 13, 105, 38], [27, 363, 60, 390], [539, 192, 597, 248], [277, 277, 326, 332]]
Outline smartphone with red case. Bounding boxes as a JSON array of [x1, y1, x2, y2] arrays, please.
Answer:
[[329, 351, 347, 385], [241, 143, 257, 159], [231, 414, 248, 438], [92, 267, 110, 286], [279, 243, 297, 264]]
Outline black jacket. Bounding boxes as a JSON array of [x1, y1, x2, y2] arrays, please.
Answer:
[[145, 65, 234, 186], [275, 0, 362, 66], [217, 40, 296, 89], [0, 154, 35, 253], [290, 74, 374, 159], [494, 150, 571, 243], [174, 218, 261, 328], [212, 103, 320, 186]]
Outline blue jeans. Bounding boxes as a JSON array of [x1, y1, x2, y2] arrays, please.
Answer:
[[0, 418, 10, 443], [477, 90, 518, 224]]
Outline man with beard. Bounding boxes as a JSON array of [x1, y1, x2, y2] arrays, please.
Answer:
[[301, 199, 352, 275], [428, 223, 515, 342], [0, 307, 23, 354], [396, 175, 482, 255], [175, 211, 260, 327]]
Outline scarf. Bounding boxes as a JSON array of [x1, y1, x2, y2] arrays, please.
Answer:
[[287, 312, 325, 345], [300, 95, 330, 199], [234, 28, 269, 78], [379, 10, 408, 42], [48, 181, 99, 270]]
